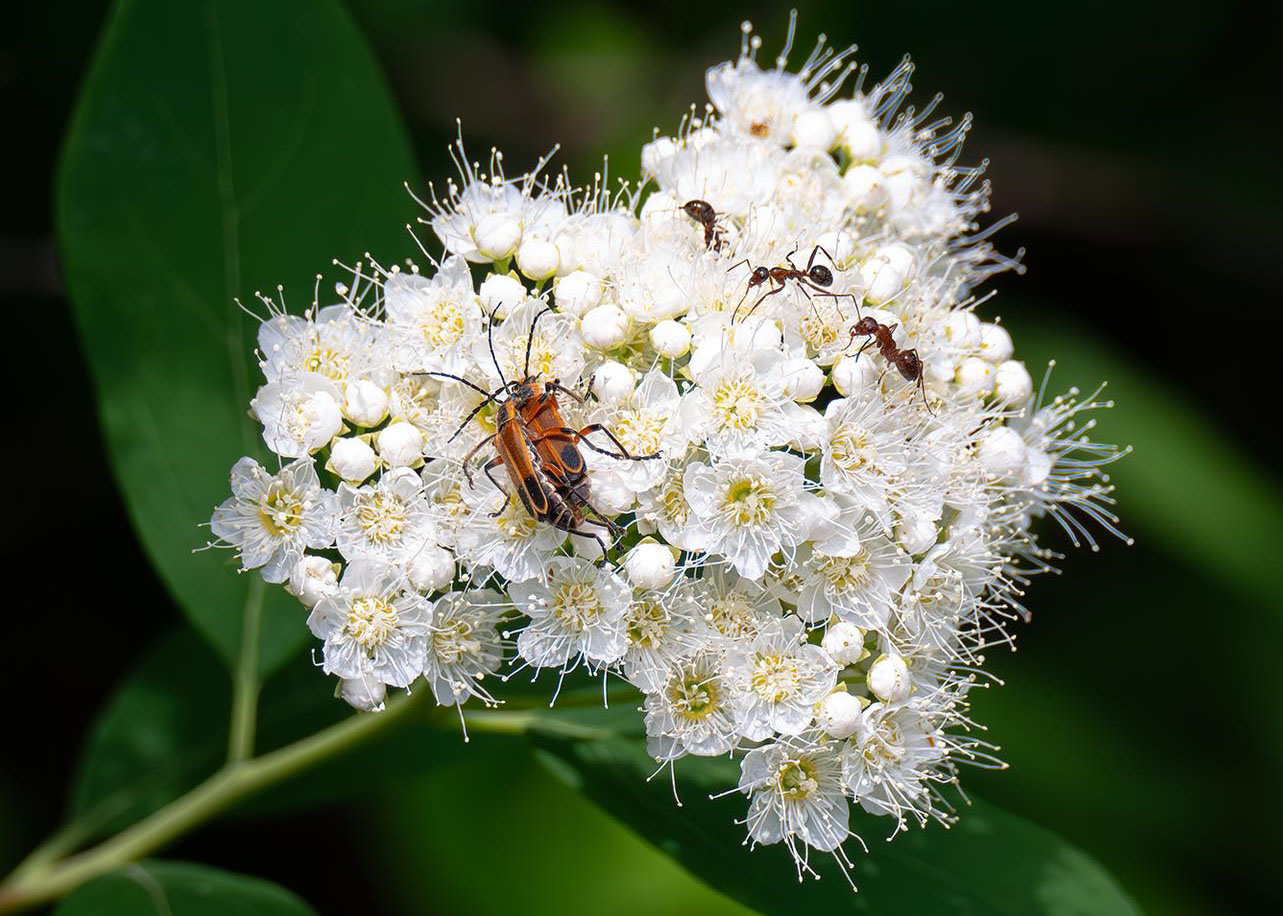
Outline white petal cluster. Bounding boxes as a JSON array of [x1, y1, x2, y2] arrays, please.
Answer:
[[206, 16, 1127, 884]]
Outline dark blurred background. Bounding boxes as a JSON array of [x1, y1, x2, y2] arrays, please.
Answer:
[[3, 1, 1281, 914]]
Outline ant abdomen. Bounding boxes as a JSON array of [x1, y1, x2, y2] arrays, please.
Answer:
[[807, 265, 833, 286]]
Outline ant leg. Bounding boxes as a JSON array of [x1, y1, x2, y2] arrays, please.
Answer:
[[726, 258, 752, 275], [737, 280, 785, 323], [481, 457, 511, 516], [783, 245, 800, 269], [809, 244, 837, 271], [460, 433, 497, 489]]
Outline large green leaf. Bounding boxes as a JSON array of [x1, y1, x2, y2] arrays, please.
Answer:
[[56, 0, 417, 674], [67, 629, 462, 842], [53, 861, 317, 916], [533, 729, 1142, 916]]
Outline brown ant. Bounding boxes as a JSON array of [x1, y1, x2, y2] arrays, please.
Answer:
[[681, 199, 727, 252], [728, 245, 854, 322], [847, 315, 934, 415]]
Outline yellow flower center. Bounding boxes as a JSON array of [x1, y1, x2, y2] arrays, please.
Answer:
[[258, 483, 304, 537], [346, 596, 399, 650]]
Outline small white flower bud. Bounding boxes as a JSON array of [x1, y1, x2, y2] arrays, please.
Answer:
[[641, 136, 678, 175], [978, 322, 1014, 363], [649, 319, 692, 359], [591, 360, 636, 404], [553, 270, 603, 317], [624, 540, 677, 590], [328, 436, 377, 483], [478, 272, 526, 318], [879, 154, 920, 209], [867, 654, 912, 702], [944, 310, 983, 349], [340, 674, 386, 712], [955, 356, 996, 396], [993, 359, 1034, 405], [896, 513, 938, 556], [580, 303, 630, 350], [407, 544, 455, 592], [830, 352, 880, 396], [516, 238, 560, 281], [343, 380, 388, 428], [376, 420, 424, 468], [841, 119, 883, 161], [473, 212, 521, 261], [781, 357, 825, 402], [287, 555, 339, 608], [792, 108, 837, 150], [844, 164, 887, 212], [978, 425, 1028, 480], [876, 244, 916, 280], [590, 469, 635, 516], [818, 690, 863, 739], [860, 257, 905, 305], [821, 621, 867, 665]]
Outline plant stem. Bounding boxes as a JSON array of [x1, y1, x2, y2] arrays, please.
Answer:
[[226, 578, 263, 762], [0, 688, 434, 914]]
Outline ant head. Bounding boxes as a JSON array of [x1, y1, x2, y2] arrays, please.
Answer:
[[807, 264, 833, 286], [751, 266, 771, 285], [853, 316, 879, 335], [682, 199, 714, 222], [897, 350, 923, 381]]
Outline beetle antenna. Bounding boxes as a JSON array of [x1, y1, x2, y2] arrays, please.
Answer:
[[487, 304, 509, 388], [525, 305, 555, 378]]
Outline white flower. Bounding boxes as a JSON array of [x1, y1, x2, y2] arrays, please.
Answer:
[[377, 421, 424, 468], [210, 457, 337, 583], [818, 690, 863, 739], [509, 556, 631, 670], [649, 319, 691, 358], [422, 588, 508, 706], [553, 270, 603, 316], [820, 396, 914, 527], [739, 733, 851, 861], [820, 621, 868, 665], [383, 256, 483, 373], [454, 483, 566, 584], [257, 304, 377, 384], [328, 436, 377, 483], [307, 558, 429, 688], [993, 360, 1033, 405], [635, 462, 709, 553], [794, 519, 912, 629], [580, 303, 630, 350], [693, 566, 785, 643], [287, 555, 340, 608], [622, 584, 707, 693], [645, 651, 740, 759], [684, 452, 816, 579], [406, 544, 456, 593], [842, 701, 950, 827], [590, 360, 635, 404], [623, 540, 677, 591], [340, 674, 387, 712], [589, 369, 683, 491], [336, 467, 436, 565], [252, 375, 343, 458], [726, 616, 837, 739], [867, 654, 912, 702], [516, 238, 560, 281], [343, 380, 389, 428]]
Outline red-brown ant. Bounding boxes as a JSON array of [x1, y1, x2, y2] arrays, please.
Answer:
[[728, 245, 854, 322], [847, 315, 935, 415], [681, 199, 726, 252]]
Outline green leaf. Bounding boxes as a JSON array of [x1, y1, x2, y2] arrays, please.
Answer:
[[67, 629, 462, 841], [533, 729, 1142, 916], [54, 860, 317, 916], [55, 0, 418, 675]]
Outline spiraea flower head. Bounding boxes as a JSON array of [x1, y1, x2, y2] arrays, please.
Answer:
[[206, 12, 1127, 887]]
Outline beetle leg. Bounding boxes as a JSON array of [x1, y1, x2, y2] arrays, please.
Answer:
[[459, 433, 496, 489], [545, 379, 586, 405], [481, 456, 511, 517], [558, 424, 661, 461]]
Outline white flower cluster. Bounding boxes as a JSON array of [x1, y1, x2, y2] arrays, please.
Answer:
[[207, 17, 1127, 880]]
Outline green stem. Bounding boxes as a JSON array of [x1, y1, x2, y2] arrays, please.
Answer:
[[227, 578, 263, 762], [0, 688, 435, 914]]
